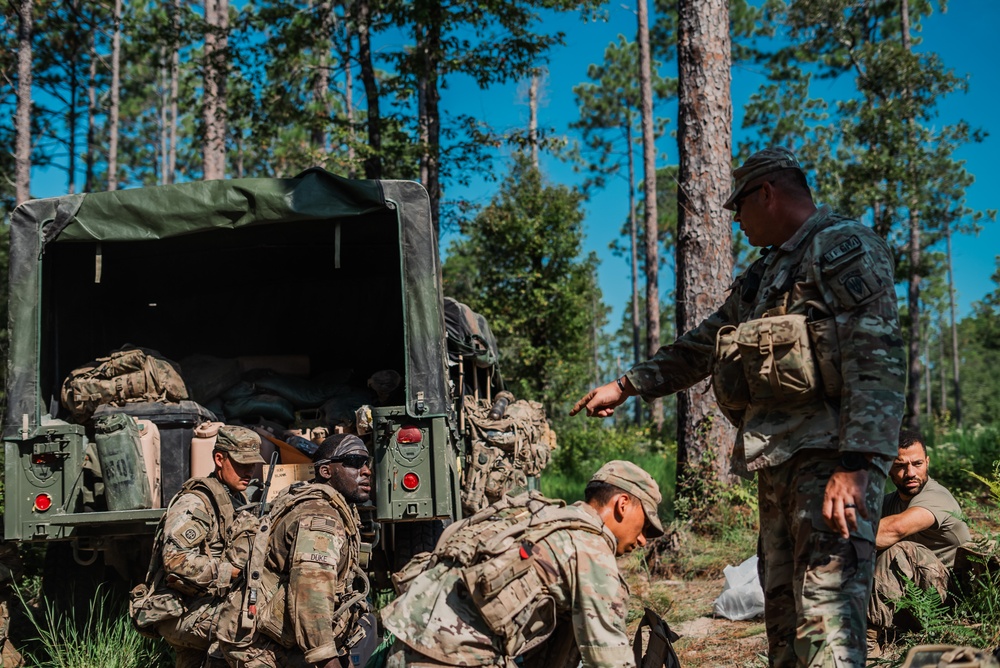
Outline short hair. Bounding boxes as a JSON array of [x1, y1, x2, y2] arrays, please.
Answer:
[[313, 433, 355, 463], [771, 168, 812, 200], [898, 429, 927, 454], [585, 481, 633, 506]]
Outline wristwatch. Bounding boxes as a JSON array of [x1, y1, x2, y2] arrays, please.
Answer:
[[839, 452, 869, 472]]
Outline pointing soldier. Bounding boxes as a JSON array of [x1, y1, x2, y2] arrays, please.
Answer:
[[381, 460, 663, 668], [573, 148, 905, 667]]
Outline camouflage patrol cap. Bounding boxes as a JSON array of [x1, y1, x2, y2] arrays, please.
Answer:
[[723, 147, 802, 211], [591, 460, 664, 538], [214, 425, 265, 465]]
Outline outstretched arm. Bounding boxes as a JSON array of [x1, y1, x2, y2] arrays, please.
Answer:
[[570, 376, 636, 418]]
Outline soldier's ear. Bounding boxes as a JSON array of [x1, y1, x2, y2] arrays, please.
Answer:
[[316, 462, 333, 480], [614, 493, 631, 519]]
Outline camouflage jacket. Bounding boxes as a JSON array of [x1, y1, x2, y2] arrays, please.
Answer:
[[258, 491, 362, 664], [627, 206, 905, 475], [381, 502, 632, 668], [161, 476, 246, 598]]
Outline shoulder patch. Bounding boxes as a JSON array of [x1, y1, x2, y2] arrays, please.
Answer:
[[174, 520, 207, 548], [838, 269, 874, 304], [822, 235, 863, 266], [308, 516, 340, 534]]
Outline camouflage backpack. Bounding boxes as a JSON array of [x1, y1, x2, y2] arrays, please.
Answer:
[[461, 394, 555, 514], [128, 476, 258, 638], [215, 481, 369, 652], [61, 348, 189, 423], [393, 490, 610, 657]]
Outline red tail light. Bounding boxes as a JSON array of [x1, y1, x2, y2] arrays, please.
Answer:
[[34, 493, 52, 512], [397, 426, 422, 444], [32, 453, 59, 466], [401, 472, 420, 491]]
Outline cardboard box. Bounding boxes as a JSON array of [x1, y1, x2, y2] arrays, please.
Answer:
[[263, 463, 314, 501]]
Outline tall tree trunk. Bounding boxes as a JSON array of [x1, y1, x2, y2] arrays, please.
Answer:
[[529, 73, 539, 169], [107, 0, 122, 190], [343, 19, 356, 175], [938, 323, 947, 417], [944, 223, 962, 427], [15, 0, 33, 205], [901, 0, 922, 429], [355, 0, 382, 179], [415, 1, 442, 237], [168, 0, 180, 184], [923, 324, 932, 421], [676, 0, 735, 485], [636, 0, 662, 429], [159, 53, 169, 185], [627, 115, 642, 427], [312, 0, 332, 153], [86, 35, 97, 192], [203, 0, 229, 180], [67, 62, 78, 195]]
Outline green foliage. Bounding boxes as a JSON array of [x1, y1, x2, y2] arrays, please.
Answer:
[[16, 586, 172, 668], [956, 260, 1000, 428], [923, 425, 1000, 497], [442, 155, 603, 411], [542, 419, 675, 513]]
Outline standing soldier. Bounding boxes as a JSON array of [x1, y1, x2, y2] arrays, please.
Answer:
[[156, 426, 264, 667], [219, 433, 374, 668], [381, 460, 663, 668], [573, 148, 906, 666]]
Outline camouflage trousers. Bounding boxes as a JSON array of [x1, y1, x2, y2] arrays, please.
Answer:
[[757, 449, 886, 668], [385, 639, 517, 668], [157, 594, 227, 668], [221, 636, 346, 668], [867, 541, 950, 631]]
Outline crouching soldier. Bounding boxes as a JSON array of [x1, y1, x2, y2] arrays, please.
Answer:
[[381, 460, 664, 668], [218, 433, 374, 668], [131, 426, 264, 668]]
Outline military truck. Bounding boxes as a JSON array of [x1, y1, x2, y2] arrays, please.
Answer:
[[3, 169, 465, 583]]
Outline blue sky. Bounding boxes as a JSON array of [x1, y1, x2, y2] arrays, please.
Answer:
[[441, 0, 999, 331], [27, 1, 997, 330]]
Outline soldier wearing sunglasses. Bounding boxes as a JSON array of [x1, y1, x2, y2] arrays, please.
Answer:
[[224, 433, 375, 668]]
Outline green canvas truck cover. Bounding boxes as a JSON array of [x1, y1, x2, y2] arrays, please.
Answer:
[[4, 168, 450, 438]]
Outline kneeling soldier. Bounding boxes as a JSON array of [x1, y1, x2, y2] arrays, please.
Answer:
[[382, 460, 664, 668]]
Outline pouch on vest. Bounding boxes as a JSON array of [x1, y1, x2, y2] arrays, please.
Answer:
[[806, 314, 843, 399], [128, 580, 185, 638], [711, 325, 750, 427], [734, 314, 821, 405], [632, 607, 682, 668]]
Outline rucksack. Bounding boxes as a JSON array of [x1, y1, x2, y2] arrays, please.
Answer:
[[215, 482, 368, 652], [392, 491, 611, 657], [461, 396, 555, 514], [128, 476, 255, 637], [61, 348, 189, 423]]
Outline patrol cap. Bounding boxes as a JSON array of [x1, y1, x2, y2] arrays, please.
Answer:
[[214, 426, 266, 465], [723, 147, 802, 211], [590, 460, 664, 538]]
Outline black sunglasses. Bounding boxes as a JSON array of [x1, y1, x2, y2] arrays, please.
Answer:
[[733, 181, 771, 217], [316, 454, 372, 470]]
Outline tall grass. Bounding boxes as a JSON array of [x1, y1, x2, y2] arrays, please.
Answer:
[[16, 586, 171, 668]]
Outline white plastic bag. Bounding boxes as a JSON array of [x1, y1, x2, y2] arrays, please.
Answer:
[[713, 555, 765, 621]]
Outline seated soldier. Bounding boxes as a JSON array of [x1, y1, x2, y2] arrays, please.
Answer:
[[868, 429, 972, 651]]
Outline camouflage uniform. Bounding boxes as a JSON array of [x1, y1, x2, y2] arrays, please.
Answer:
[[221, 485, 366, 668], [625, 149, 905, 667], [381, 502, 633, 668], [868, 479, 971, 631], [158, 426, 264, 668]]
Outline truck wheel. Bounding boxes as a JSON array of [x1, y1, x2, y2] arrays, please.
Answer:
[[392, 520, 447, 571]]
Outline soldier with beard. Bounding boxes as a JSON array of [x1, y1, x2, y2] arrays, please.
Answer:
[[867, 429, 972, 654]]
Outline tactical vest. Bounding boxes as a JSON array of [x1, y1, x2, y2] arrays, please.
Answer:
[[712, 214, 851, 425], [393, 490, 613, 657], [129, 476, 256, 637], [216, 481, 367, 652]]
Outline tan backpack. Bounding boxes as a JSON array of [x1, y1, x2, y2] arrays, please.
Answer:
[[392, 491, 610, 657], [61, 348, 189, 423]]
